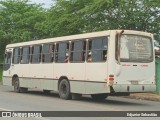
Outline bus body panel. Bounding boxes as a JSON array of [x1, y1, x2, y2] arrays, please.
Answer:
[[85, 62, 108, 82], [115, 62, 155, 84], [113, 62, 156, 92], [19, 78, 58, 91]]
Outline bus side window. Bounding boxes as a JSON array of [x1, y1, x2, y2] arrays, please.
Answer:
[[3, 52, 12, 71], [12, 48, 20, 64], [31, 45, 42, 63], [70, 40, 86, 63], [56, 42, 69, 63], [42, 44, 54, 63], [21, 47, 30, 64], [87, 37, 108, 62], [4, 53, 11, 64]]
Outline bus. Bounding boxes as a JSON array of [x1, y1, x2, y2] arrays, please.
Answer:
[[3, 30, 156, 100]]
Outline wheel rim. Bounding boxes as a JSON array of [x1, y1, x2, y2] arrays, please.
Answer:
[[14, 80, 19, 90], [61, 83, 67, 95]]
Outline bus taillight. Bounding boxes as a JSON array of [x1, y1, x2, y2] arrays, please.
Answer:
[[109, 75, 114, 81], [109, 78, 114, 81]]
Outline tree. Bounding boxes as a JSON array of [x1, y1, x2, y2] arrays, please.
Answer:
[[38, 0, 93, 37], [0, 0, 46, 62], [80, 0, 160, 33], [42, 0, 159, 39]]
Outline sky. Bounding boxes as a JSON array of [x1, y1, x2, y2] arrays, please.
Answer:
[[30, 0, 53, 8]]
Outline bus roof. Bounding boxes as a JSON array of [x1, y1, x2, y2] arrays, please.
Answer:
[[6, 30, 152, 48]]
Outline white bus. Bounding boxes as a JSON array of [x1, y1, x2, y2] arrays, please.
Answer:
[[3, 30, 156, 100]]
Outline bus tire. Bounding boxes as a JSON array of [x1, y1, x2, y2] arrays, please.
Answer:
[[13, 77, 28, 93], [91, 94, 108, 101], [58, 79, 72, 100]]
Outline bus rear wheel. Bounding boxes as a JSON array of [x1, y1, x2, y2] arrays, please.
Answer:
[[91, 94, 108, 101], [13, 77, 28, 93], [58, 79, 72, 100]]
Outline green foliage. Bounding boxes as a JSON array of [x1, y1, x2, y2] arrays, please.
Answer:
[[0, 0, 47, 61], [41, 0, 159, 38], [39, 0, 93, 37], [0, 0, 160, 62], [0, 65, 2, 81], [0, 0, 46, 42]]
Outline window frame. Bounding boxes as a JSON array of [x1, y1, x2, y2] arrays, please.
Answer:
[[87, 36, 108, 63]]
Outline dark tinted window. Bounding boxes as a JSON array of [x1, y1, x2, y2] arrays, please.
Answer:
[[12, 48, 20, 64], [3, 52, 12, 71], [21, 47, 30, 64], [4, 53, 11, 64], [31, 45, 42, 63], [42, 44, 54, 63], [55, 42, 69, 63], [92, 40, 102, 49], [87, 37, 108, 62], [70, 40, 86, 62]]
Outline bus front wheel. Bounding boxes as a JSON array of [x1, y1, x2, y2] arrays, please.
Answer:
[[91, 94, 108, 101], [13, 77, 28, 93], [58, 79, 72, 100]]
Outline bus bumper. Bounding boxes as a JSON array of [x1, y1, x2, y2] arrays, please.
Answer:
[[112, 84, 156, 93]]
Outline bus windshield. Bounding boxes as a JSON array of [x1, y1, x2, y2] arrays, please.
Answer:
[[120, 35, 153, 63]]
